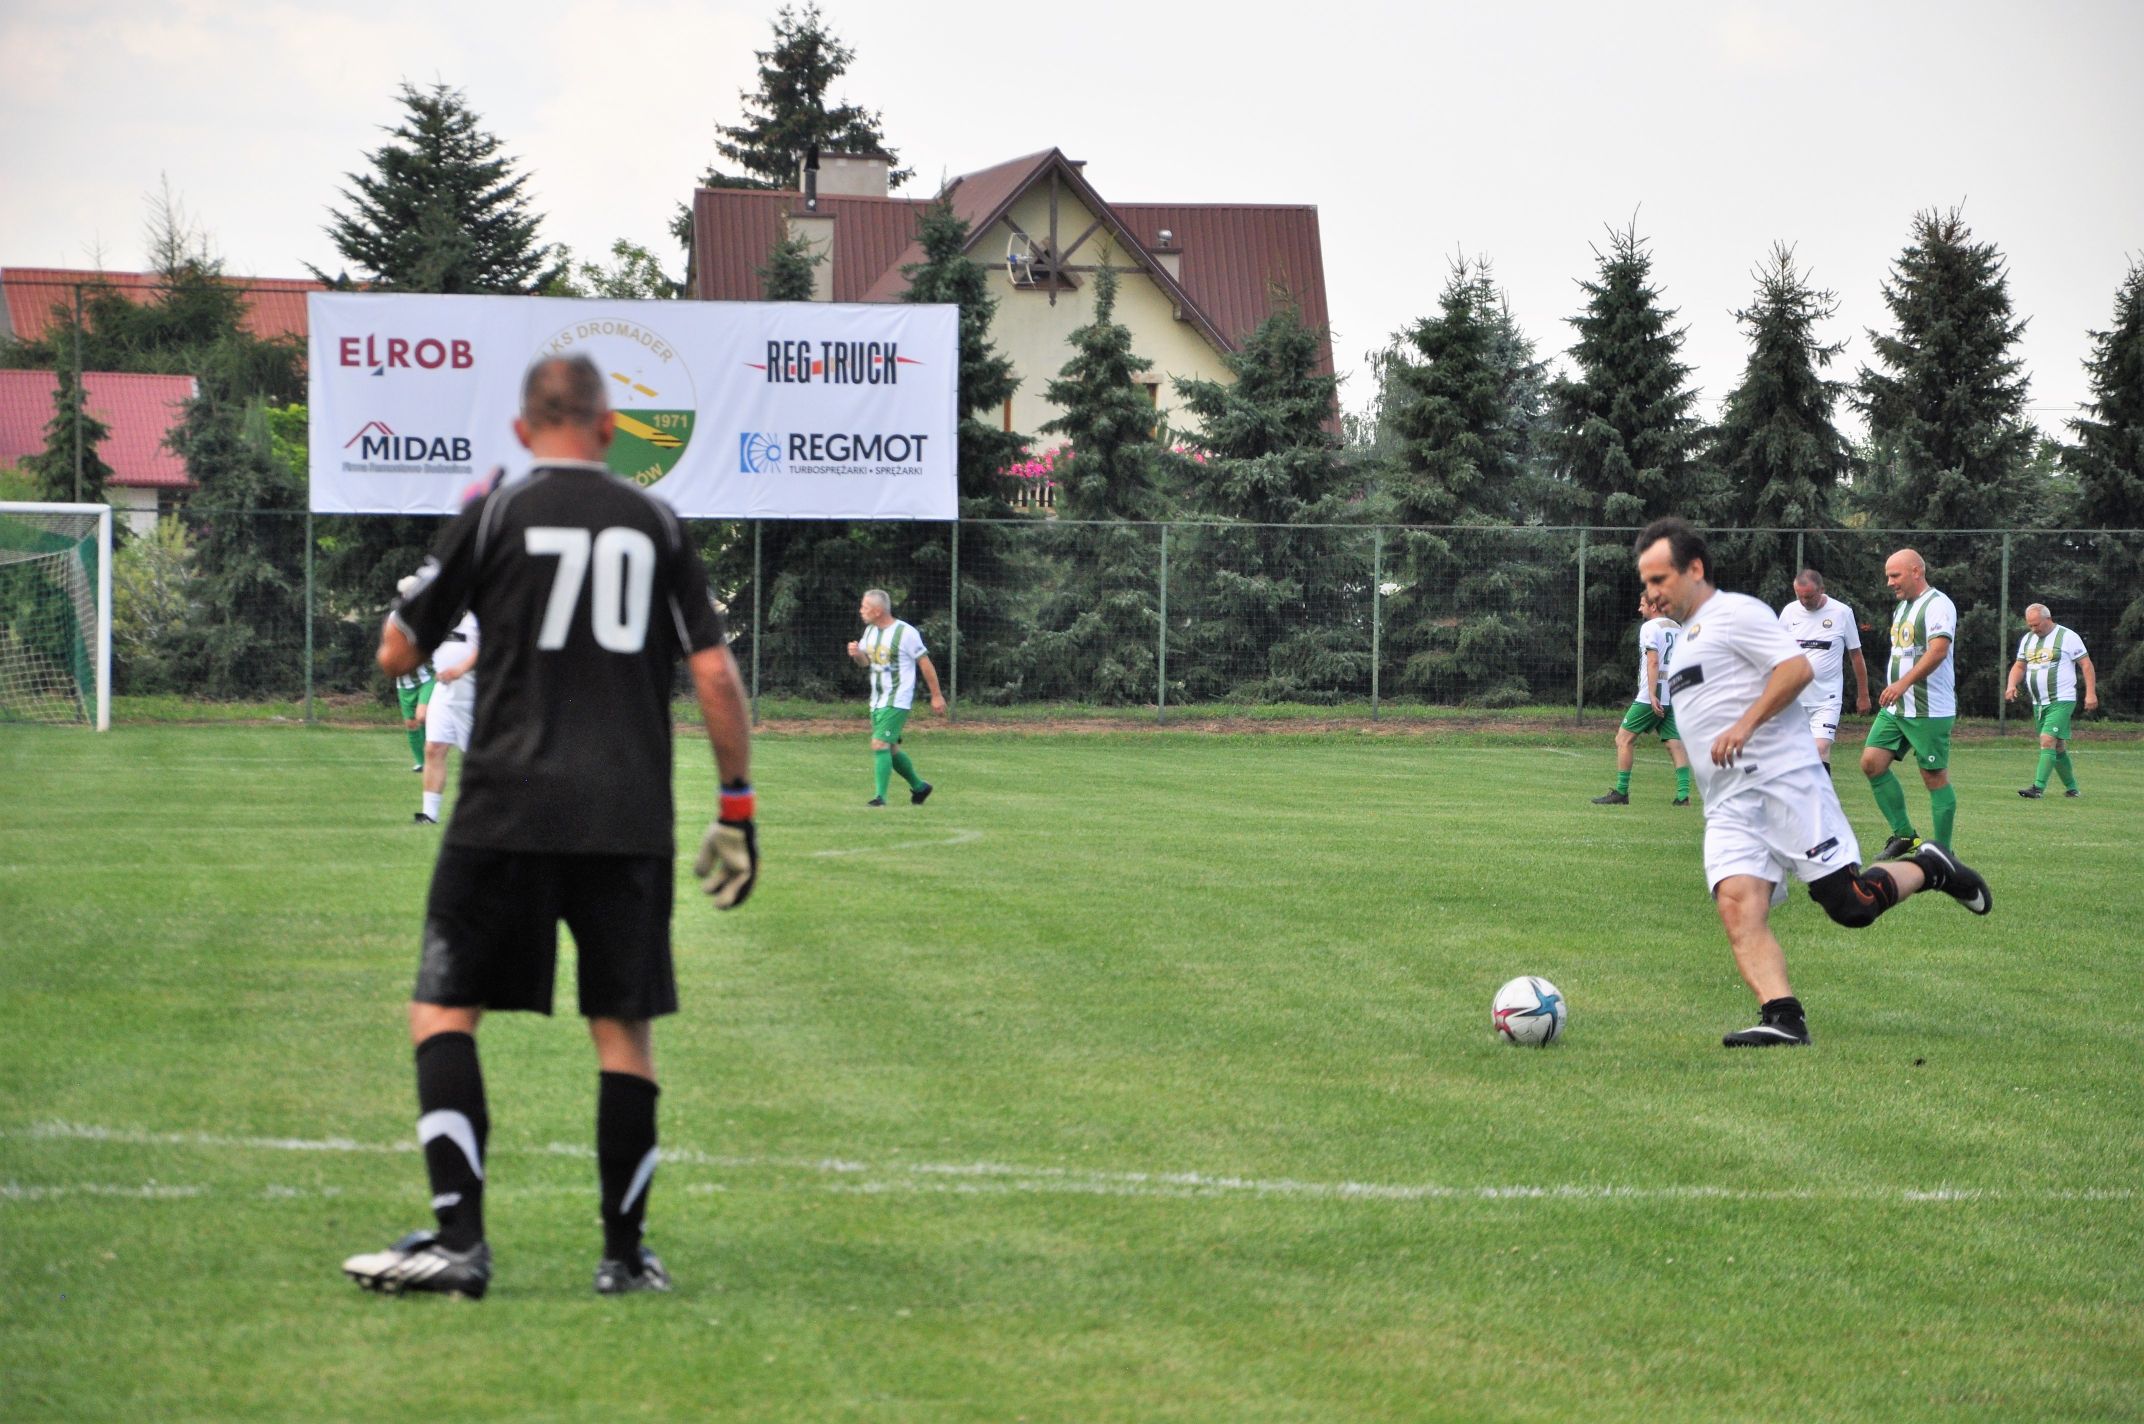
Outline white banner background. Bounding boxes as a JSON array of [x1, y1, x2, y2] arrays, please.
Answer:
[[307, 293, 958, 518]]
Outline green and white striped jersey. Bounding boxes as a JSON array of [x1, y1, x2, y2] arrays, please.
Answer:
[[2014, 624, 2087, 704], [1886, 588, 1958, 718], [393, 661, 435, 693], [860, 619, 927, 710]]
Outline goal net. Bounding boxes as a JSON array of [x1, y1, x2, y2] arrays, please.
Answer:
[[0, 503, 111, 729]]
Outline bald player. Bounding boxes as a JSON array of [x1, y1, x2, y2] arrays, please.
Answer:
[[1861, 549, 1960, 857], [2005, 603, 2098, 798]]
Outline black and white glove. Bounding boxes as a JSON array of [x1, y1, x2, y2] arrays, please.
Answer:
[[693, 782, 758, 909]]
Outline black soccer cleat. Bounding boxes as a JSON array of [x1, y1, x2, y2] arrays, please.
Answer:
[[1671, 797, 1690, 807], [910, 782, 933, 805], [2017, 785, 2045, 799], [594, 1247, 672, 1296], [410, 763, 424, 773], [1723, 1020, 1811, 1048], [413, 812, 438, 825], [2064, 788, 2081, 798], [1911, 842, 1992, 916], [1877, 833, 1922, 861], [865, 797, 887, 807], [1591, 789, 1630, 805], [343, 1230, 490, 1299]]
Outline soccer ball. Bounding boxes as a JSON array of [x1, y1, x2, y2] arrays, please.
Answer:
[[1493, 976, 1566, 1046]]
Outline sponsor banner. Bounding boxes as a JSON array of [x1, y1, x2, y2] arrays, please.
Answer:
[[307, 293, 958, 518]]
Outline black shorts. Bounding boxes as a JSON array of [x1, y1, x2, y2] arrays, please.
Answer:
[[415, 846, 678, 1019]]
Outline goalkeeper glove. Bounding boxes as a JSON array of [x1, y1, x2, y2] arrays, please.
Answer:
[[693, 782, 758, 909]]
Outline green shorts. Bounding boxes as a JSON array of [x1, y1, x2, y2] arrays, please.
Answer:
[[2033, 700, 2076, 741], [1865, 710, 1953, 771], [1619, 701, 1680, 740], [397, 680, 435, 719], [870, 706, 911, 744]]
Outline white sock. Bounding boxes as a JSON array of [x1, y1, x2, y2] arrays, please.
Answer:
[[423, 791, 443, 819]]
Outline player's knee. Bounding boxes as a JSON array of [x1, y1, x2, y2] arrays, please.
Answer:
[[1858, 747, 1889, 779], [2040, 734, 2059, 750], [870, 739, 890, 751], [1809, 865, 1898, 929]]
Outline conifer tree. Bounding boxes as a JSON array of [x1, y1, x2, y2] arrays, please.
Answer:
[[23, 370, 114, 505], [1382, 257, 1559, 704], [1173, 298, 1364, 700], [1710, 243, 1852, 604], [1852, 208, 2039, 710], [1030, 265, 1168, 702], [320, 83, 557, 294], [2066, 257, 2144, 705], [1550, 222, 1712, 706], [756, 231, 823, 301]]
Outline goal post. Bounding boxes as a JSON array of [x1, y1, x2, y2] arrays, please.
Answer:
[[0, 501, 112, 730]]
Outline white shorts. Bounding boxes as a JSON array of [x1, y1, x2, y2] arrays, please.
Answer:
[[1703, 763, 1862, 906], [1801, 696, 1843, 742], [425, 686, 473, 751]]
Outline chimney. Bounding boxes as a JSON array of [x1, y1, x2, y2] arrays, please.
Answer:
[[804, 150, 893, 198], [786, 145, 835, 300]]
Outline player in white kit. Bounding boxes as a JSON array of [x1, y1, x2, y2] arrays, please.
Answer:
[[1633, 519, 1991, 1048], [1776, 569, 1870, 772], [418, 610, 479, 825]]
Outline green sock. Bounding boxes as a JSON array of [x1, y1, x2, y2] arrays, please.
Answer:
[[1675, 767, 1691, 799], [1615, 770, 1631, 795], [2054, 752, 2078, 791], [1929, 783, 1957, 847], [1868, 769, 1915, 837], [889, 750, 922, 789], [407, 728, 424, 763], [2034, 748, 2056, 790], [873, 750, 892, 800]]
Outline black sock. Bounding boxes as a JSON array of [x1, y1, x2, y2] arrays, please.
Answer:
[[414, 1031, 488, 1251], [597, 1072, 660, 1264], [1760, 996, 1805, 1026], [1822, 760, 1833, 778]]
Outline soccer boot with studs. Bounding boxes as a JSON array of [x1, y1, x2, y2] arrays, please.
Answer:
[[1591, 789, 1630, 805], [1909, 841, 1992, 916], [343, 1230, 490, 1299], [594, 1246, 672, 1296]]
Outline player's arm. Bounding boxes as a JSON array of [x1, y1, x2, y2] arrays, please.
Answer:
[[689, 643, 758, 910], [1711, 656, 1813, 768], [916, 653, 947, 714], [1849, 647, 1871, 713], [2004, 650, 2026, 703], [2079, 653, 2098, 712], [1644, 647, 1664, 713], [847, 641, 869, 666], [1879, 635, 1951, 708], [378, 507, 483, 678]]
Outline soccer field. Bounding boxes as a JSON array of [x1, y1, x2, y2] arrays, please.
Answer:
[[3, 723, 2140, 1422]]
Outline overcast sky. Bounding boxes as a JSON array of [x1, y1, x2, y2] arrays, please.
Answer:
[[4, 0, 2138, 436]]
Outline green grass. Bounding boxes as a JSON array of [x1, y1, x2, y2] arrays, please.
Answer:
[[2, 723, 2139, 1421]]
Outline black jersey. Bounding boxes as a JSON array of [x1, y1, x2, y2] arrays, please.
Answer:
[[393, 460, 728, 856]]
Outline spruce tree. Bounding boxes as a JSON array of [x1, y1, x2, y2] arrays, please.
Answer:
[[1710, 243, 1852, 604], [1382, 257, 1559, 704], [756, 231, 823, 300], [898, 199, 1031, 699], [320, 83, 557, 294], [1852, 208, 2038, 710], [23, 370, 114, 505], [1030, 265, 1167, 702], [2066, 258, 2144, 706], [1173, 298, 1364, 700], [1550, 222, 1712, 706]]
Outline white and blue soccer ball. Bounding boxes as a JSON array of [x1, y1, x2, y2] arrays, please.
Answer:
[[1493, 976, 1566, 1046]]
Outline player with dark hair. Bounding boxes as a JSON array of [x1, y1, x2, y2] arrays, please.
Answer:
[[1632, 517, 1990, 1048], [343, 352, 759, 1298]]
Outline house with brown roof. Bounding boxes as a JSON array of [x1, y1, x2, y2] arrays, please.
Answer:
[[0, 370, 196, 534], [691, 149, 1331, 445], [0, 268, 323, 349]]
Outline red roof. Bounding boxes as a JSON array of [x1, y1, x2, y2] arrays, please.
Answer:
[[691, 150, 1332, 373], [1, 268, 322, 347], [0, 369, 196, 489]]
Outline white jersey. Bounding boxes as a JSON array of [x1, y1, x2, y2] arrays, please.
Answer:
[[1634, 617, 1681, 707], [861, 619, 927, 710], [1777, 596, 1861, 706], [2015, 624, 2087, 705], [1663, 590, 1824, 805], [431, 613, 479, 712], [1885, 588, 1957, 718]]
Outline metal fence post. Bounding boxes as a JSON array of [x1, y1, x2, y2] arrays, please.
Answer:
[[303, 510, 315, 722], [1156, 523, 1169, 725], [1575, 527, 1589, 719], [1997, 532, 2011, 735], [948, 520, 959, 725], [750, 520, 762, 726], [1370, 527, 1382, 721], [1794, 529, 1804, 577]]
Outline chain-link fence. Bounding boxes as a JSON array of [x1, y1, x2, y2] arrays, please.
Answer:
[[68, 513, 2144, 727]]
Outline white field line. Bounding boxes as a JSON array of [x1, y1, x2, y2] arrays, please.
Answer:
[[6, 1120, 2133, 1208], [808, 828, 983, 858]]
